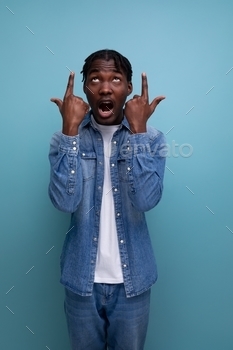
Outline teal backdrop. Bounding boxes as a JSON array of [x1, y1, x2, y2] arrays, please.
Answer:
[[1, 0, 233, 349]]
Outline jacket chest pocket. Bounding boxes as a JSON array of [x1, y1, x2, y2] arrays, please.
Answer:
[[117, 156, 128, 182], [80, 152, 97, 181]]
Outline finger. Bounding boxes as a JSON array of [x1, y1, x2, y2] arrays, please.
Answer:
[[141, 73, 149, 101], [50, 98, 63, 109], [64, 72, 75, 98], [133, 94, 140, 99], [85, 103, 90, 114], [150, 95, 166, 112]]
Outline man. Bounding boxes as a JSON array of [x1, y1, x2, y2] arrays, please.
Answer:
[[49, 49, 166, 350]]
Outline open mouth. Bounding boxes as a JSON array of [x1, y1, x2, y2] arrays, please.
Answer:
[[98, 101, 114, 117]]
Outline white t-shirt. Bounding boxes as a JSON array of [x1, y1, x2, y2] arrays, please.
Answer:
[[91, 115, 124, 283]]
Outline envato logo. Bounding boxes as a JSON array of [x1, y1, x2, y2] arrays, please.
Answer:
[[162, 140, 193, 158], [104, 140, 193, 158]]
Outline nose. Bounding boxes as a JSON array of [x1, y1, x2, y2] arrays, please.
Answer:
[[99, 82, 112, 95]]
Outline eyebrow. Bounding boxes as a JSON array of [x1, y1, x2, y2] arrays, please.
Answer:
[[88, 68, 123, 75]]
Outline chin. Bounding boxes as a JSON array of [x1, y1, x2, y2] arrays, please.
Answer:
[[93, 111, 123, 125]]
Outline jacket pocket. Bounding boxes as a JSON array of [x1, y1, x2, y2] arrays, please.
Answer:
[[117, 155, 129, 182], [80, 152, 97, 181]]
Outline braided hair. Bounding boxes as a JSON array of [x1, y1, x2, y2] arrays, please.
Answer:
[[81, 49, 133, 83]]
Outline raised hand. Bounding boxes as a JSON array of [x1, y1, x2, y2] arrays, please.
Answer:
[[50, 72, 90, 136], [124, 73, 165, 133]]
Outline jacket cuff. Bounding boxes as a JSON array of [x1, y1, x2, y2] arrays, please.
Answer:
[[59, 133, 79, 154]]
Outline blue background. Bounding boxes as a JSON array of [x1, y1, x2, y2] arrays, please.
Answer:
[[1, 0, 233, 349]]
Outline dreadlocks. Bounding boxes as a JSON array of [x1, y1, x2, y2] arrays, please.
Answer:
[[81, 49, 133, 83]]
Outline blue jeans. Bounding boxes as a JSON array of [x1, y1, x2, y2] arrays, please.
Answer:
[[64, 283, 151, 350]]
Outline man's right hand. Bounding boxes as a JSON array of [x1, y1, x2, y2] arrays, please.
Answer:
[[50, 72, 90, 136]]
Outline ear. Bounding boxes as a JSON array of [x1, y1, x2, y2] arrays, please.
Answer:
[[83, 83, 86, 94], [127, 82, 133, 96]]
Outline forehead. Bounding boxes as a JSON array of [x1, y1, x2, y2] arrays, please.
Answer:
[[87, 59, 125, 75]]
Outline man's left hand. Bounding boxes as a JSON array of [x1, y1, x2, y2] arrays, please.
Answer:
[[124, 73, 165, 133]]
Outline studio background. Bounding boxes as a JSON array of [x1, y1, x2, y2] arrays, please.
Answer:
[[1, 0, 233, 349]]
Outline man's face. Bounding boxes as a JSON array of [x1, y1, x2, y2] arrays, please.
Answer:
[[83, 59, 132, 125]]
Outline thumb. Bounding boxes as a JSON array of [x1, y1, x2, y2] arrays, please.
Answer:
[[50, 98, 63, 110], [150, 95, 166, 111]]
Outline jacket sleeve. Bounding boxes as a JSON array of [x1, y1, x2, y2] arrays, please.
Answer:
[[48, 131, 83, 213], [123, 128, 166, 212]]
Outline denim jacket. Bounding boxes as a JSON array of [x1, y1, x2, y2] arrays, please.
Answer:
[[48, 112, 166, 298]]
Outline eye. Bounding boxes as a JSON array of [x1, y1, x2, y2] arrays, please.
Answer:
[[91, 77, 99, 82], [113, 77, 121, 82]]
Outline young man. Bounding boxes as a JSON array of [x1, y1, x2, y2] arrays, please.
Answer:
[[49, 49, 166, 350]]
